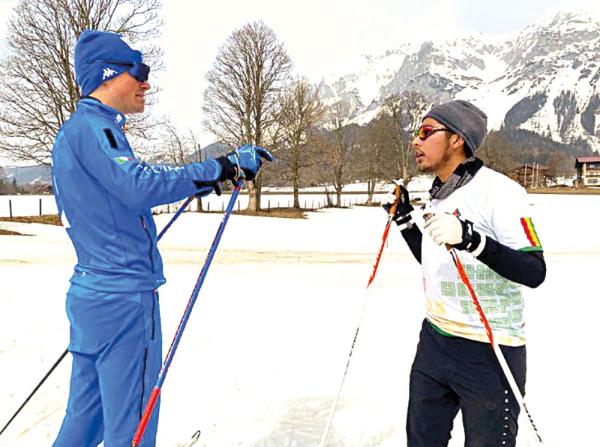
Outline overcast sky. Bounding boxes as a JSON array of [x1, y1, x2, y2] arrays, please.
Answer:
[[1, 0, 600, 164]]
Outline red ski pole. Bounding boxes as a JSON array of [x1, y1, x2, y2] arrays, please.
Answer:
[[368, 183, 401, 287], [319, 184, 401, 447], [421, 209, 543, 443], [448, 248, 544, 445]]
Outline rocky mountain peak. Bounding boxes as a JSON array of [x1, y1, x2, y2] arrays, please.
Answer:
[[318, 11, 600, 152]]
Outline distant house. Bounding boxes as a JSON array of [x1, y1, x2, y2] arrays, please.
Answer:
[[507, 164, 549, 188], [575, 156, 600, 187]]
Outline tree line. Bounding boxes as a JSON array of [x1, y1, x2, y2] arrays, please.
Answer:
[[0, 1, 583, 205]]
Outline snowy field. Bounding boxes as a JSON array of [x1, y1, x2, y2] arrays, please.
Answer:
[[0, 193, 598, 446]]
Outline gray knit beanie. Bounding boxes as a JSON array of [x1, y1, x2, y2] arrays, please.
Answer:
[[424, 100, 488, 154]]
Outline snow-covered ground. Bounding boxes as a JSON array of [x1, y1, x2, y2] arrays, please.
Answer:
[[0, 193, 598, 446]]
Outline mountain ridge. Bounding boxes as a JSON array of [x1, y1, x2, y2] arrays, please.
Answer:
[[318, 10, 600, 152]]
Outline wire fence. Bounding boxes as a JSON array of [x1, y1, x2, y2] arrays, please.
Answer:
[[0, 190, 432, 218]]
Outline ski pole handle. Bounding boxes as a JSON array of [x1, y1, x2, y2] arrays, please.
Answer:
[[423, 211, 452, 250], [387, 184, 402, 218]]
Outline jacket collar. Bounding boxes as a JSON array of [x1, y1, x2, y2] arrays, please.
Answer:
[[77, 96, 127, 129], [429, 157, 484, 200]]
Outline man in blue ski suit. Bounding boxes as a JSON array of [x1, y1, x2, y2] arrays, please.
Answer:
[[51, 30, 272, 446]]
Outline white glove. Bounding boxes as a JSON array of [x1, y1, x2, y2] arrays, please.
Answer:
[[423, 213, 463, 246], [381, 179, 404, 206], [424, 212, 486, 255], [381, 192, 398, 206]]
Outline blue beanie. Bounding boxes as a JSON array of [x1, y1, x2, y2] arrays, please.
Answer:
[[424, 100, 488, 154], [74, 30, 143, 96]]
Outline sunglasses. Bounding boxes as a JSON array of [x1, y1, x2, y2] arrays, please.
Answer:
[[97, 60, 150, 83], [415, 125, 453, 141]]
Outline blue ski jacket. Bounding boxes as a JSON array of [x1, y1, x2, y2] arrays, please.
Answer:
[[52, 97, 221, 293]]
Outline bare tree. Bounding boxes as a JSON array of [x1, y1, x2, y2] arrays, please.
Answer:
[[378, 91, 428, 184], [358, 118, 394, 205], [152, 120, 195, 166], [0, 0, 163, 166], [546, 151, 575, 179], [202, 21, 292, 211], [274, 78, 323, 208], [478, 132, 518, 174], [150, 120, 211, 210], [322, 99, 357, 207]]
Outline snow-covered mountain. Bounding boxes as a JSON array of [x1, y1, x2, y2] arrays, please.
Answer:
[[318, 11, 600, 152], [2, 165, 51, 186]]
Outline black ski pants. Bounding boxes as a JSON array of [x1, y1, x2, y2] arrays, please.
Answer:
[[407, 319, 526, 447]]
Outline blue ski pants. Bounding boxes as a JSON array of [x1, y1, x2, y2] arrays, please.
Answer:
[[407, 319, 526, 447], [53, 285, 162, 447]]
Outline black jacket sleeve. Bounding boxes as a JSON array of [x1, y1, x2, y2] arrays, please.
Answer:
[[476, 237, 546, 288], [400, 225, 423, 264]]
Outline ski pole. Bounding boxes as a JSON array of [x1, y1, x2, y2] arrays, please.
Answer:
[[132, 182, 243, 447], [157, 183, 221, 240], [448, 248, 544, 445], [319, 185, 401, 447], [157, 195, 194, 240], [0, 196, 196, 439], [0, 349, 68, 437]]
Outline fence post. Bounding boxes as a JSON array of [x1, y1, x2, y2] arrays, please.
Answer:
[[9, 199, 12, 218], [39, 198, 42, 216], [207, 202, 210, 212], [268, 200, 270, 211], [237, 200, 240, 211]]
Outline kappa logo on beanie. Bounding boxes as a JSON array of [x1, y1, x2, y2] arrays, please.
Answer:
[[102, 68, 118, 80]]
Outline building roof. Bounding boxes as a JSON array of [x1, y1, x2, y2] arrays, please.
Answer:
[[575, 156, 600, 163]]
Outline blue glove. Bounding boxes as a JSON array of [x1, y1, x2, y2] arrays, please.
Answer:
[[224, 144, 274, 182]]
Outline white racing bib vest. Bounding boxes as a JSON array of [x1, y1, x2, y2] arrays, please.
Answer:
[[417, 166, 542, 346]]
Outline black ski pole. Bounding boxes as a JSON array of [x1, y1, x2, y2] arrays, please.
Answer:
[[0, 349, 68, 437], [0, 196, 196, 438]]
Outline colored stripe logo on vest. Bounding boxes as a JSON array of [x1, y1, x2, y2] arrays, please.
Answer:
[[115, 156, 132, 164], [520, 217, 541, 247]]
